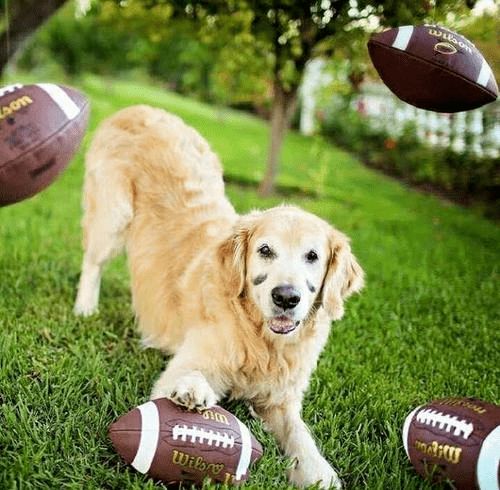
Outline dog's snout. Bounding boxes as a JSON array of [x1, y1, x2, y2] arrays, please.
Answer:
[[271, 285, 301, 310]]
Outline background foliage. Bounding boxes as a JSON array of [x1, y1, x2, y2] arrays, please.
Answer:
[[17, 1, 498, 108], [321, 102, 500, 218], [17, 1, 274, 110]]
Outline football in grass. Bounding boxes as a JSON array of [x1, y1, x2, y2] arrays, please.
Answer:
[[0, 83, 89, 206], [367, 25, 498, 113], [402, 397, 500, 489], [109, 398, 263, 486]]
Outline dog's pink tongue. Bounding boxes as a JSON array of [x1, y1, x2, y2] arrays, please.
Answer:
[[269, 315, 295, 334]]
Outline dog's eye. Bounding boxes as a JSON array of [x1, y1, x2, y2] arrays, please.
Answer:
[[258, 244, 275, 259], [305, 250, 318, 263]]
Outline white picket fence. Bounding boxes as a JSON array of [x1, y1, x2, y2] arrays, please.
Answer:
[[300, 60, 500, 158], [353, 82, 500, 158]]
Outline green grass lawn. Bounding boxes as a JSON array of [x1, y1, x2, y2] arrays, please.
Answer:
[[1, 74, 499, 489]]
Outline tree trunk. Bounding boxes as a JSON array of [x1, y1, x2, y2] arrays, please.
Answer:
[[258, 80, 298, 196], [0, 0, 68, 75]]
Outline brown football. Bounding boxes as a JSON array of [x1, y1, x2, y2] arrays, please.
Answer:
[[368, 25, 498, 112], [402, 397, 500, 489], [108, 398, 263, 486], [0, 83, 89, 206]]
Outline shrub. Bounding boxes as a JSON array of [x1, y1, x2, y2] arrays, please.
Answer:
[[18, 3, 138, 76], [321, 106, 499, 218], [15, 1, 269, 109]]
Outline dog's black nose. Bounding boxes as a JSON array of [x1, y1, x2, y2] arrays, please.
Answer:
[[271, 285, 301, 310]]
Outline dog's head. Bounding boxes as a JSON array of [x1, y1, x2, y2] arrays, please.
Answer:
[[218, 205, 364, 339]]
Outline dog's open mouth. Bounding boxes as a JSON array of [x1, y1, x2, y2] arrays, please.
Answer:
[[269, 315, 299, 335]]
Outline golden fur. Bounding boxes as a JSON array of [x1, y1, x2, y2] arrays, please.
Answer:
[[74, 105, 364, 488]]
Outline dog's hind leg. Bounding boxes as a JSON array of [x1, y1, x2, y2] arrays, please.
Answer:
[[74, 166, 133, 316]]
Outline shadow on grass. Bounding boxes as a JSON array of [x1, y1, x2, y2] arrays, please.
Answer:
[[224, 173, 318, 199]]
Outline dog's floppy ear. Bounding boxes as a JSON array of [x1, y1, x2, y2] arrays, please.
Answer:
[[321, 230, 364, 320], [217, 214, 258, 297]]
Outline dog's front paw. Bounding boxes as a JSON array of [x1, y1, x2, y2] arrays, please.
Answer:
[[288, 459, 342, 489], [74, 269, 101, 317], [150, 371, 217, 411], [73, 300, 98, 317]]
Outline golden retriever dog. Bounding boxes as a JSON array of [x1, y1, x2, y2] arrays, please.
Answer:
[[74, 105, 364, 489]]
